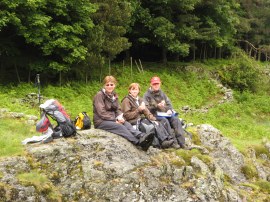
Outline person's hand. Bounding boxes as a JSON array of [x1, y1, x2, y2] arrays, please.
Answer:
[[158, 100, 165, 107], [166, 109, 172, 115], [116, 118, 125, 124], [152, 121, 159, 125], [138, 102, 145, 111]]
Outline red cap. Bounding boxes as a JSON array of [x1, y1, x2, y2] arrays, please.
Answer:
[[150, 76, 161, 84]]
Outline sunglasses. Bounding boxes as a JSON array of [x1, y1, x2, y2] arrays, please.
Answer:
[[106, 84, 115, 87]]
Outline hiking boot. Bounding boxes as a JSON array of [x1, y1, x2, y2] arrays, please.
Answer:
[[161, 139, 174, 149], [139, 132, 155, 151], [171, 142, 181, 149]]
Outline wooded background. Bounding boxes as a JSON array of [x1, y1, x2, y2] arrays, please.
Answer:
[[1, 0, 270, 83]]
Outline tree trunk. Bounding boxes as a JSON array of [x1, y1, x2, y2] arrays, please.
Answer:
[[125, 50, 130, 61], [249, 47, 252, 57], [193, 45, 196, 61], [0, 61, 3, 83], [199, 44, 203, 60], [161, 47, 167, 63], [59, 71, 62, 86], [108, 59, 111, 75], [172, 53, 179, 61], [15, 63, 21, 83], [28, 69, 31, 83], [130, 57, 133, 77], [203, 44, 206, 60]]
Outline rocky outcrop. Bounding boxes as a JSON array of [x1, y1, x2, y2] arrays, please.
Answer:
[[0, 125, 269, 201]]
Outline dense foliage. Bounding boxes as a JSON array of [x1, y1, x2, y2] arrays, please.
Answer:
[[1, 0, 270, 84]]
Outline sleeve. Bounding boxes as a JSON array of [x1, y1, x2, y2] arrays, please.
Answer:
[[115, 99, 123, 118], [143, 92, 158, 112], [143, 108, 156, 121], [121, 97, 140, 121], [94, 93, 116, 121], [163, 92, 173, 111]]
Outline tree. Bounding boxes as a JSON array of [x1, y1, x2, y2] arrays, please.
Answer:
[[194, 0, 240, 59], [129, 0, 201, 63], [237, 0, 270, 61], [75, 0, 132, 82], [0, 0, 96, 82]]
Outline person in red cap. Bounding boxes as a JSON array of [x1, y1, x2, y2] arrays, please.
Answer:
[[143, 76, 188, 149]]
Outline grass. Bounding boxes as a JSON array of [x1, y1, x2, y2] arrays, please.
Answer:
[[0, 59, 270, 157], [17, 170, 62, 201], [0, 118, 36, 157]]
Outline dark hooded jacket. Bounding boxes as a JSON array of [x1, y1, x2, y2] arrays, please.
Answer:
[[93, 89, 122, 127], [143, 88, 173, 116]]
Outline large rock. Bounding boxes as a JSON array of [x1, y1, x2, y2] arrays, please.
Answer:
[[0, 125, 269, 201], [197, 124, 246, 183]]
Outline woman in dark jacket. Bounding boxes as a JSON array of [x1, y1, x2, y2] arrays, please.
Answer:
[[121, 83, 178, 149], [93, 76, 154, 151]]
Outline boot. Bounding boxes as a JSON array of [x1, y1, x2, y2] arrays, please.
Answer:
[[161, 139, 174, 149], [139, 132, 155, 151]]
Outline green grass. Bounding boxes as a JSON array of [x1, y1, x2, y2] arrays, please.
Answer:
[[17, 170, 62, 200], [0, 59, 270, 156], [0, 118, 37, 157]]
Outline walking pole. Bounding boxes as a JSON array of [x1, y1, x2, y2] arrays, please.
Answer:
[[36, 74, 41, 117]]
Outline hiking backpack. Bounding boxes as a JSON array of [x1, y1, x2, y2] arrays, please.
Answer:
[[74, 112, 91, 130], [39, 99, 76, 137]]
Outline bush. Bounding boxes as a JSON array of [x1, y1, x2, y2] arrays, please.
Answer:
[[217, 60, 260, 92]]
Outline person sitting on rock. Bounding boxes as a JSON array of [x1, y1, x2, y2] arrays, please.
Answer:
[[121, 83, 179, 149], [93, 76, 154, 151], [143, 76, 189, 150]]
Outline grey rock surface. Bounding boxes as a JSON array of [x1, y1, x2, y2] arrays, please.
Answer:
[[0, 125, 269, 201]]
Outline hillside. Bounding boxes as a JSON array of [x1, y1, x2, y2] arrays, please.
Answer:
[[0, 59, 270, 201], [0, 59, 269, 151]]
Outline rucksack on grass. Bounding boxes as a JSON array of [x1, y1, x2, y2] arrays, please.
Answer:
[[75, 112, 91, 130]]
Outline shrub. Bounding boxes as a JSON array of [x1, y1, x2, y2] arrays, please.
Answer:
[[217, 60, 260, 92]]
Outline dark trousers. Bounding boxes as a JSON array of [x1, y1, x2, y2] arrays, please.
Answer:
[[156, 116, 185, 146], [139, 119, 169, 142], [97, 121, 142, 145]]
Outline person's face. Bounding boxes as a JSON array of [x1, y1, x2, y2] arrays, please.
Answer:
[[104, 82, 115, 94], [129, 86, 139, 97], [151, 82, 161, 91]]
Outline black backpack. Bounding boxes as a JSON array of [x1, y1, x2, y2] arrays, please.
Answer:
[[74, 112, 91, 130]]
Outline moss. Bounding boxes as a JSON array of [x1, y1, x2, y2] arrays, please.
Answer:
[[223, 174, 233, 185], [255, 180, 270, 194], [170, 158, 186, 167], [189, 128, 201, 146], [197, 154, 212, 165], [0, 171, 3, 179], [17, 170, 62, 201], [239, 181, 270, 201], [241, 164, 258, 180], [175, 149, 211, 167], [253, 145, 270, 159], [175, 150, 193, 165], [93, 160, 104, 168]]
